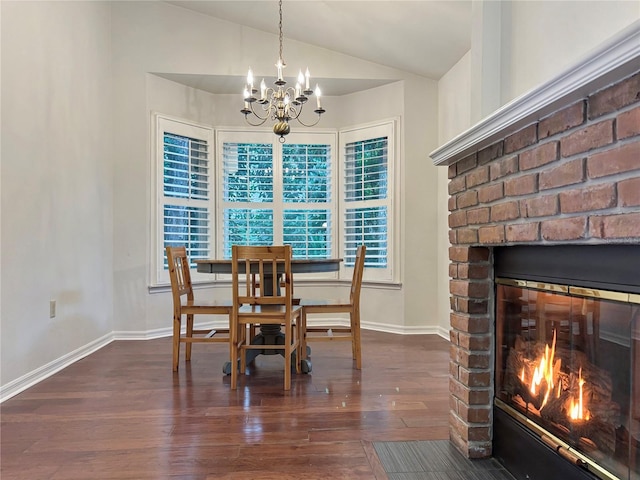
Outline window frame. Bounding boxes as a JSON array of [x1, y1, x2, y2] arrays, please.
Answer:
[[151, 113, 216, 286], [339, 119, 399, 283], [215, 128, 339, 281]]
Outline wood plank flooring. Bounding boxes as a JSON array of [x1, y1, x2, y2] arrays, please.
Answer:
[[1, 330, 450, 479]]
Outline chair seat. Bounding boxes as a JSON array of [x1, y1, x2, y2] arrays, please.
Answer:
[[299, 299, 350, 310], [181, 299, 232, 312], [238, 304, 302, 318]]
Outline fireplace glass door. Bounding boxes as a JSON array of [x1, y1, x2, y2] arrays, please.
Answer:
[[495, 279, 640, 480]]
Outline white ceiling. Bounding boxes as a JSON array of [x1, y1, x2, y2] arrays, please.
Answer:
[[161, 0, 472, 95]]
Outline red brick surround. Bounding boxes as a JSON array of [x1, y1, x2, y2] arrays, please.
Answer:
[[447, 71, 640, 458]]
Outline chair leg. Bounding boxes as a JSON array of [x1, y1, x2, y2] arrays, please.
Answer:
[[185, 314, 194, 362], [230, 319, 238, 390], [300, 310, 308, 361], [352, 307, 362, 370], [295, 318, 302, 374], [284, 320, 291, 391], [172, 315, 181, 371], [239, 324, 247, 375]]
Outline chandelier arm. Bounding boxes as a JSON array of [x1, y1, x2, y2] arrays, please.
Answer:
[[243, 99, 273, 126], [295, 114, 324, 128], [243, 115, 270, 127], [249, 100, 273, 121], [263, 86, 277, 101], [285, 103, 299, 120]]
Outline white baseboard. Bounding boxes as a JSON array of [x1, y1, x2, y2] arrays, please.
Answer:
[[361, 320, 442, 336], [113, 328, 173, 340], [0, 332, 114, 403], [1, 320, 449, 403], [436, 325, 450, 340]]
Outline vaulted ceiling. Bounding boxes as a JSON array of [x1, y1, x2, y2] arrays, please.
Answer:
[[161, 1, 472, 95]]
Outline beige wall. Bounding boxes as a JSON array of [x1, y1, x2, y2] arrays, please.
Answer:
[[501, 1, 640, 104], [1, 1, 113, 391]]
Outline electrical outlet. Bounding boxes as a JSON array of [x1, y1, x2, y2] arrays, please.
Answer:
[[49, 300, 56, 318]]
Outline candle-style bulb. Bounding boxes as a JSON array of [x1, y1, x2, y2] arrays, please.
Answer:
[[260, 79, 266, 100], [247, 68, 254, 89], [305, 68, 310, 89], [284, 93, 291, 115], [315, 84, 322, 108], [276, 59, 284, 81]]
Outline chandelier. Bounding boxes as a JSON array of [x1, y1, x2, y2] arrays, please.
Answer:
[[241, 0, 326, 142]]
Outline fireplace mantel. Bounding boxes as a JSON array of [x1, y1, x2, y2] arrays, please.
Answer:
[[430, 20, 640, 167]]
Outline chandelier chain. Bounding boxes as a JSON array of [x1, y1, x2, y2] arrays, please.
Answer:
[[278, 0, 284, 65]]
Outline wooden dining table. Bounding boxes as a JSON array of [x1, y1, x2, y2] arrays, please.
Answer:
[[195, 257, 343, 276], [195, 257, 342, 373]]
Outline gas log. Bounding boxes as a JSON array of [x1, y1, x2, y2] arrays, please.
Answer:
[[504, 335, 620, 455]]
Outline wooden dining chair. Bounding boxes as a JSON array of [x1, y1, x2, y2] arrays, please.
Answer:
[[166, 246, 232, 372], [230, 245, 302, 390], [300, 245, 366, 369]]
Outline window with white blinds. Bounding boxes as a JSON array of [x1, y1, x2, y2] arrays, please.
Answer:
[[217, 130, 336, 260], [340, 121, 395, 281], [153, 116, 215, 284], [152, 118, 397, 286]]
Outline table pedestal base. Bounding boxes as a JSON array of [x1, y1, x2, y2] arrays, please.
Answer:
[[222, 325, 312, 375]]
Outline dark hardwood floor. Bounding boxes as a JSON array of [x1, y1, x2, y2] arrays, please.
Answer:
[[1, 330, 450, 479]]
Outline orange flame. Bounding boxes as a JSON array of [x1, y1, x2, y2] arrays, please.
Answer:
[[517, 330, 591, 423], [527, 330, 558, 410], [568, 368, 590, 421]]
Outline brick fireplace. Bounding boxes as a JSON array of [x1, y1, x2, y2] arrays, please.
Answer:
[[432, 26, 640, 476]]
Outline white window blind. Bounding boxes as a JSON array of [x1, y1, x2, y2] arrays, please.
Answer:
[[340, 121, 395, 281], [164, 133, 209, 200], [153, 116, 215, 284], [222, 140, 274, 258], [218, 130, 336, 261], [344, 136, 388, 267], [282, 142, 332, 258], [283, 209, 331, 258], [163, 205, 210, 264]]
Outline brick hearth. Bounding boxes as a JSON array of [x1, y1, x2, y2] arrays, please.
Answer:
[[445, 70, 640, 459]]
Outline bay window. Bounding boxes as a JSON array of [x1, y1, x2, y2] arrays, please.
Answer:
[[153, 116, 398, 286]]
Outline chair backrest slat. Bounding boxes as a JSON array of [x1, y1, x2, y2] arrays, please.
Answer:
[[350, 245, 367, 306], [166, 246, 196, 316], [232, 245, 294, 309]]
